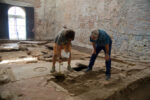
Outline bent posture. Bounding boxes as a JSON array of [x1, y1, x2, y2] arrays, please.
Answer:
[[86, 29, 112, 80], [51, 29, 75, 73]]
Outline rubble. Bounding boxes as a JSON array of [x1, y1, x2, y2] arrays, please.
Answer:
[[0, 68, 10, 85], [0, 90, 13, 100], [0, 75, 10, 85], [0, 43, 20, 51], [0, 90, 23, 100], [19, 41, 48, 45], [0, 42, 150, 100]]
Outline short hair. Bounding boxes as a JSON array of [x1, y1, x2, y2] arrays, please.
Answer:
[[91, 29, 99, 37], [65, 29, 75, 40]]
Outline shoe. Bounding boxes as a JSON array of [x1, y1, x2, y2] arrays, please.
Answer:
[[51, 66, 56, 73], [85, 68, 92, 73], [105, 75, 111, 81], [67, 65, 73, 71]]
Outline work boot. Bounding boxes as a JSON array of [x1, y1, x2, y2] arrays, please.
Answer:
[[67, 65, 73, 71], [105, 75, 111, 81], [51, 66, 56, 73], [85, 68, 92, 73]]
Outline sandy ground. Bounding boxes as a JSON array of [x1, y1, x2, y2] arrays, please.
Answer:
[[0, 41, 150, 100]]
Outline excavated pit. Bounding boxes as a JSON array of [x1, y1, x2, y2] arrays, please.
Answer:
[[106, 76, 150, 100], [72, 63, 88, 71], [52, 73, 66, 82], [50, 60, 150, 100], [1, 42, 150, 100], [51, 65, 120, 96], [51, 70, 150, 100]]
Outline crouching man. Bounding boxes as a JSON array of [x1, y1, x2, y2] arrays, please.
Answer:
[[51, 29, 75, 73], [86, 29, 112, 80]]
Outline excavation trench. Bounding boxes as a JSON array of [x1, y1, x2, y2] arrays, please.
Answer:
[[51, 65, 150, 100], [106, 75, 150, 100]]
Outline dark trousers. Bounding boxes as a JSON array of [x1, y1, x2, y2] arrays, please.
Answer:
[[88, 41, 112, 76]]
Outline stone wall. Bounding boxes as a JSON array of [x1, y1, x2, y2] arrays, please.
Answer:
[[55, 0, 150, 58], [0, 0, 150, 58], [34, 0, 56, 40]]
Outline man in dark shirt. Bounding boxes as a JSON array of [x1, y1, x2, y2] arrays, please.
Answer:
[[86, 29, 112, 80]]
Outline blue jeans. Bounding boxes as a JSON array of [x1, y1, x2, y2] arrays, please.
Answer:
[[88, 41, 112, 76]]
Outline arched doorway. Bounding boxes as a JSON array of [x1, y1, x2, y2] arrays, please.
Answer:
[[8, 6, 26, 40]]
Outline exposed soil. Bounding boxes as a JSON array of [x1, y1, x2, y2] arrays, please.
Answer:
[[106, 75, 150, 100], [0, 41, 150, 100]]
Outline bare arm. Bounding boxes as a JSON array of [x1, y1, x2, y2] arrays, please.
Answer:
[[105, 44, 109, 55], [55, 44, 62, 59], [105, 44, 110, 61], [68, 51, 71, 66], [52, 43, 62, 67], [92, 42, 96, 54], [67, 42, 71, 66]]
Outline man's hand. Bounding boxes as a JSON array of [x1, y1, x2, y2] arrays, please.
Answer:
[[105, 54, 110, 61], [92, 49, 96, 54], [92, 42, 96, 54]]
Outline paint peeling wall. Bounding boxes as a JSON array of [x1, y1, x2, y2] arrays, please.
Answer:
[[34, 0, 56, 40], [55, 0, 150, 58], [1, 0, 150, 58]]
